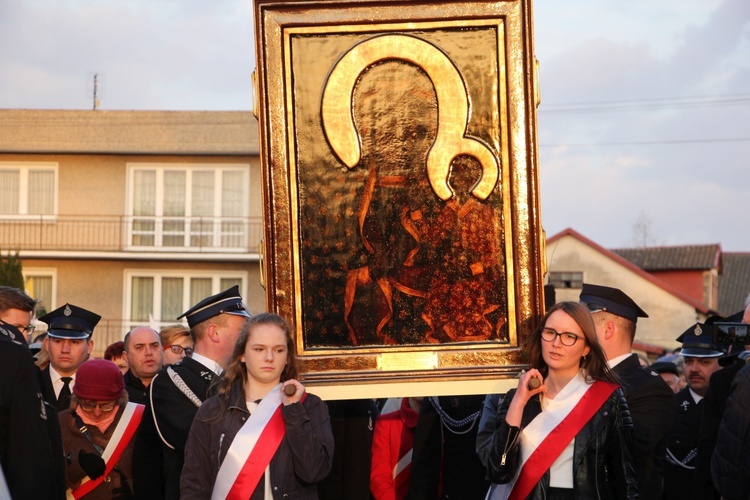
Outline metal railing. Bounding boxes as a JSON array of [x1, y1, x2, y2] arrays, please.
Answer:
[[0, 214, 264, 253]]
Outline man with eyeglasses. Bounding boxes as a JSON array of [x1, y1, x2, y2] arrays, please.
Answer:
[[134, 285, 251, 500], [122, 326, 164, 404], [0, 285, 66, 498], [579, 283, 675, 500]]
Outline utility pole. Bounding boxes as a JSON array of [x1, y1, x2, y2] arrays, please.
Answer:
[[93, 73, 100, 110]]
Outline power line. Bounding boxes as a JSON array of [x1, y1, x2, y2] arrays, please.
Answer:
[[539, 137, 750, 148], [540, 93, 750, 114]]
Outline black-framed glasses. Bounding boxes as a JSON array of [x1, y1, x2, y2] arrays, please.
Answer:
[[220, 303, 247, 314], [541, 327, 580, 346], [164, 344, 194, 356], [78, 400, 116, 413], [20, 324, 36, 335], [0, 320, 35, 336]]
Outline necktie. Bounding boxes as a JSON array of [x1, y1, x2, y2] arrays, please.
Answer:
[[58, 376, 73, 411]]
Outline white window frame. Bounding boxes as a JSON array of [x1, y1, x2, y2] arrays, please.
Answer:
[[22, 268, 58, 321], [125, 163, 250, 251], [123, 270, 249, 331], [0, 162, 58, 219]]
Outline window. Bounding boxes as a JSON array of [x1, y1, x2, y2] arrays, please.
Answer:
[[549, 271, 583, 289], [0, 163, 57, 217], [23, 269, 56, 322], [127, 164, 250, 250], [125, 271, 247, 330]]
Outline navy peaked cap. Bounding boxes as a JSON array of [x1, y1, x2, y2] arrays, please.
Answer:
[[177, 285, 251, 328], [579, 283, 648, 323], [39, 303, 101, 340], [676, 322, 725, 358]]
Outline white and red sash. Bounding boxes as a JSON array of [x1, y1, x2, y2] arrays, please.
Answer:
[[488, 376, 617, 500], [68, 402, 145, 499], [392, 448, 413, 491], [212, 384, 305, 500]]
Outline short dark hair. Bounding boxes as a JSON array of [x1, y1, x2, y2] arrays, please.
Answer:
[[0, 286, 37, 315], [104, 341, 125, 360]]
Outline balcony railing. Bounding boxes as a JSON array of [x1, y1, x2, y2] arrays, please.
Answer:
[[0, 214, 264, 253]]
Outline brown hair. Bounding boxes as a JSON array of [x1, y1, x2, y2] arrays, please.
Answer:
[[159, 324, 192, 346], [212, 313, 299, 416], [104, 341, 125, 361], [528, 301, 618, 384], [0, 286, 37, 315]]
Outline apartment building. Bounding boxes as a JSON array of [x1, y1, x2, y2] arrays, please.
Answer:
[[0, 109, 264, 356]]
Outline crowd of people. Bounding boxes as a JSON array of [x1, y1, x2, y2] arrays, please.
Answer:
[[1, 281, 749, 499]]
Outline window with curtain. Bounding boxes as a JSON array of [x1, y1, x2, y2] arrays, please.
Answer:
[[126, 272, 247, 330], [0, 163, 56, 216], [24, 272, 55, 320], [127, 164, 250, 250]]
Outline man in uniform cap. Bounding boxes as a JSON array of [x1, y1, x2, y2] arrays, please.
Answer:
[[580, 283, 675, 500], [135, 285, 251, 500], [694, 302, 750, 498], [663, 322, 724, 500], [38, 303, 100, 411]]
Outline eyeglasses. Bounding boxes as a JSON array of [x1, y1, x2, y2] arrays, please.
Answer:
[[164, 344, 194, 356], [220, 303, 247, 314], [0, 320, 35, 336], [19, 324, 36, 335], [78, 401, 116, 413], [541, 327, 580, 346]]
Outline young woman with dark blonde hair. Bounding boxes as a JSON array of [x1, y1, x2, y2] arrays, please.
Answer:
[[181, 313, 334, 499]]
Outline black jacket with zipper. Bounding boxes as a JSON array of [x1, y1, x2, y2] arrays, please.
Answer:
[[486, 384, 639, 499]]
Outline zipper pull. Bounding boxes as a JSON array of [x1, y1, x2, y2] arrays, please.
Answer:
[[501, 453, 507, 466]]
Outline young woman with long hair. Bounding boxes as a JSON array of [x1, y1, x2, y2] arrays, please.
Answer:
[[485, 301, 638, 499], [181, 313, 334, 499]]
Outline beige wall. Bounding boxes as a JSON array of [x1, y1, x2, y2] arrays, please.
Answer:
[[547, 234, 704, 350]]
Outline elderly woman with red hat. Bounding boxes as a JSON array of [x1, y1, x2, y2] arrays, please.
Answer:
[[59, 359, 145, 499]]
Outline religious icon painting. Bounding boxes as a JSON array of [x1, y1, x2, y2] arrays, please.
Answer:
[[253, 0, 545, 396]]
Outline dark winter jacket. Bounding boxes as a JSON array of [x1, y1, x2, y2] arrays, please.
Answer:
[[486, 384, 638, 499], [181, 383, 334, 499], [711, 361, 750, 500]]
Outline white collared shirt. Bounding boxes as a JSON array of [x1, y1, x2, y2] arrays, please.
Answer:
[[607, 353, 632, 369], [190, 352, 223, 376], [49, 365, 75, 398], [688, 387, 704, 405]]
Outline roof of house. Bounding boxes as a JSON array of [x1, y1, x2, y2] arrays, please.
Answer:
[[717, 252, 750, 316], [612, 244, 722, 272], [547, 228, 712, 315], [0, 109, 259, 155]]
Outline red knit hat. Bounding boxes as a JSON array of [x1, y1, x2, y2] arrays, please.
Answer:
[[73, 359, 124, 401]]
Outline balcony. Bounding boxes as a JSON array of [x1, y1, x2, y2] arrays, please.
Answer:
[[0, 214, 264, 255]]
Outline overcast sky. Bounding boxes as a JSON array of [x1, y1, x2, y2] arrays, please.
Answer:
[[1, 0, 748, 251]]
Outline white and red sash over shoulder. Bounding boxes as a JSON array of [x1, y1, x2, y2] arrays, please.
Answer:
[[212, 384, 306, 500], [68, 402, 145, 499], [488, 374, 617, 500]]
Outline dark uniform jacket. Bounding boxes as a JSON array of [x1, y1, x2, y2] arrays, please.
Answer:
[[318, 399, 379, 500], [135, 356, 216, 500], [664, 386, 701, 500], [39, 365, 72, 411], [0, 327, 65, 499], [612, 353, 675, 500], [694, 358, 745, 499], [407, 395, 489, 499], [486, 386, 638, 499], [180, 383, 334, 499], [60, 405, 138, 499], [711, 361, 750, 500]]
